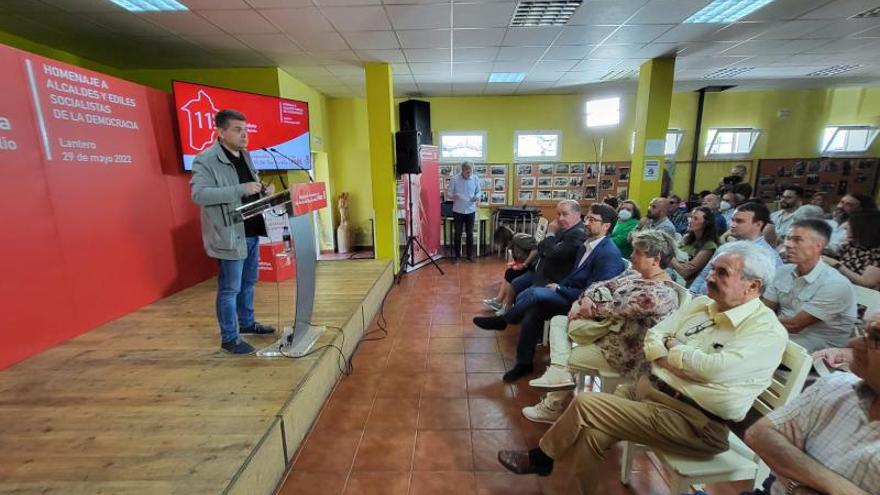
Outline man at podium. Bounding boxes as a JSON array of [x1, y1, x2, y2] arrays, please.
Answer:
[[190, 109, 276, 354]]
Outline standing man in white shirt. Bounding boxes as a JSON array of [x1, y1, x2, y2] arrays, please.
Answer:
[[448, 162, 481, 262], [763, 219, 857, 353]]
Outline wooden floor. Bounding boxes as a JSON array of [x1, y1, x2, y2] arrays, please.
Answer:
[[0, 259, 392, 495]]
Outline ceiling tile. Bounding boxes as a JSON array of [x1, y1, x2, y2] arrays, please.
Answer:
[[516, 82, 557, 93], [806, 38, 878, 53], [628, 0, 712, 25], [630, 42, 678, 58], [266, 8, 335, 34], [398, 29, 450, 49], [185, 34, 255, 52], [394, 73, 416, 84], [451, 72, 490, 82], [568, 0, 649, 25], [143, 11, 226, 36], [491, 61, 534, 71], [717, 40, 779, 56], [742, 0, 831, 21], [404, 48, 452, 62], [453, 3, 517, 29], [589, 43, 643, 58], [524, 71, 565, 82], [392, 63, 412, 74], [200, 10, 278, 34], [752, 20, 829, 40], [495, 46, 548, 62], [533, 59, 579, 71], [801, 19, 880, 39], [675, 56, 750, 69], [453, 83, 486, 95], [357, 49, 406, 62], [452, 61, 494, 72], [544, 44, 597, 59], [387, 5, 451, 30], [556, 71, 599, 82], [502, 27, 562, 46], [293, 31, 351, 51], [453, 28, 507, 47], [760, 39, 832, 55], [453, 47, 500, 62], [326, 64, 365, 76], [322, 6, 392, 31], [315, 0, 381, 5], [653, 23, 717, 42], [678, 41, 741, 56], [408, 62, 449, 74], [182, 0, 252, 9], [312, 50, 362, 63], [556, 25, 618, 45], [571, 58, 620, 71], [88, 13, 173, 37], [852, 25, 880, 38], [342, 30, 400, 49], [249, 0, 313, 6], [705, 22, 771, 42], [41, 0, 128, 11], [604, 24, 673, 43], [237, 34, 303, 53], [799, 0, 880, 20], [418, 82, 453, 94], [483, 84, 518, 94], [414, 74, 453, 83]]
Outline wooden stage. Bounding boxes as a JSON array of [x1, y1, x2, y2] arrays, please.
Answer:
[[0, 259, 393, 495]]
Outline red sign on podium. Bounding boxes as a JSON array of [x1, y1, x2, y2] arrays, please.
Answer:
[[291, 182, 327, 216]]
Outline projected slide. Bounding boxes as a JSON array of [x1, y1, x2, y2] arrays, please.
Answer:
[[172, 81, 311, 171]]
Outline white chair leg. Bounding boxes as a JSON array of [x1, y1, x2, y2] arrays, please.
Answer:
[[620, 441, 635, 485]]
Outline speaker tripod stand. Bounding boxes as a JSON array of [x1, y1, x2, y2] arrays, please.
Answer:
[[396, 173, 444, 284]]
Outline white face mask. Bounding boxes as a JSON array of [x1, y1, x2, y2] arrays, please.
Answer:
[[719, 201, 732, 211], [618, 209, 633, 221]]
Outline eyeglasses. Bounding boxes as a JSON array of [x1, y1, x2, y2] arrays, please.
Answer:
[[585, 216, 604, 224]]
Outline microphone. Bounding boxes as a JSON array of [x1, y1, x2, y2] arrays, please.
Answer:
[[260, 147, 289, 191], [263, 147, 314, 183]]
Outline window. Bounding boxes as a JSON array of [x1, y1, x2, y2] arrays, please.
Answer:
[[630, 129, 684, 157], [439, 131, 486, 162], [704, 128, 761, 157], [514, 131, 561, 161], [821, 125, 878, 155], [585, 97, 620, 127]]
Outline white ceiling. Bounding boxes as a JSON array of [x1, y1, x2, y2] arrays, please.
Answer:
[[1, 0, 879, 97]]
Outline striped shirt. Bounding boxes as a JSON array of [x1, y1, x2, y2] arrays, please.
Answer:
[[768, 372, 880, 495]]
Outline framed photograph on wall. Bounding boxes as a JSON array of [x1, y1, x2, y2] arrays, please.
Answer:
[[537, 177, 552, 187], [494, 178, 506, 192], [518, 190, 534, 201], [570, 163, 585, 174], [568, 190, 583, 200], [490, 165, 506, 176], [553, 176, 569, 187], [537, 190, 552, 201], [474, 165, 488, 175], [520, 177, 536, 188], [516, 164, 533, 176], [552, 190, 567, 200], [600, 179, 613, 190], [538, 164, 554, 175], [491, 192, 506, 204], [601, 164, 617, 175], [584, 186, 597, 199], [617, 186, 628, 199], [479, 191, 489, 203], [554, 163, 570, 174], [569, 176, 583, 187], [440, 165, 452, 176], [480, 177, 492, 190], [586, 163, 598, 179], [619, 168, 630, 181]]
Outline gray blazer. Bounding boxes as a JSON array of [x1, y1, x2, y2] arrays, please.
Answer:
[[190, 140, 260, 260]]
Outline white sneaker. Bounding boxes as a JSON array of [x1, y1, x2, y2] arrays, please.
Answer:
[[528, 365, 575, 389], [494, 305, 510, 316], [482, 298, 502, 311], [522, 394, 566, 424]]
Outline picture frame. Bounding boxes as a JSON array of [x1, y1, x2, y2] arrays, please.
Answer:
[[516, 164, 533, 176], [538, 164, 554, 175], [490, 165, 506, 176], [520, 177, 536, 188]]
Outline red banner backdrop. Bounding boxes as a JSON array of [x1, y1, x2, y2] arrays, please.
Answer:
[[0, 43, 214, 369], [400, 145, 441, 269]]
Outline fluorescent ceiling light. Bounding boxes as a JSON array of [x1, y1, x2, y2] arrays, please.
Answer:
[[806, 65, 863, 77], [489, 72, 526, 83], [510, 0, 583, 27], [108, 0, 188, 12], [704, 66, 754, 79], [684, 0, 774, 23]]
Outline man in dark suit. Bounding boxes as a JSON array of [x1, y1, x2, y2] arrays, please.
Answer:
[[474, 203, 625, 382]]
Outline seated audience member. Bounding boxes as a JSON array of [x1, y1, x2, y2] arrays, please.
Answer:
[[631, 197, 677, 239], [523, 230, 681, 423], [473, 204, 625, 382], [763, 219, 857, 353], [766, 186, 803, 246], [484, 200, 586, 314], [702, 193, 728, 234], [720, 190, 741, 227], [810, 191, 830, 217], [497, 243, 787, 495], [744, 309, 880, 495], [610, 200, 640, 259], [671, 206, 719, 284], [668, 195, 690, 235], [691, 202, 783, 295], [825, 210, 880, 290], [715, 163, 753, 198], [827, 193, 877, 254]]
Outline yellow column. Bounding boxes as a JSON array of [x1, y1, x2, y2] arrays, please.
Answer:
[[365, 63, 399, 266], [630, 57, 675, 206]]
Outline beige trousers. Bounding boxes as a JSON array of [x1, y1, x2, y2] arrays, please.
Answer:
[[538, 376, 730, 495]]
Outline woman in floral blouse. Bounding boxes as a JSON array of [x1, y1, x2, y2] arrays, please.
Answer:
[[528, 229, 683, 390], [825, 210, 880, 290]]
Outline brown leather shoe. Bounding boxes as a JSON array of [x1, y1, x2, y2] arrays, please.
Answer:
[[497, 450, 552, 476]]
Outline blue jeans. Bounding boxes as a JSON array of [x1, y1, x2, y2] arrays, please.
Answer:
[[504, 286, 572, 365], [510, 270, 536, 295], [216, 237, 260, 344]]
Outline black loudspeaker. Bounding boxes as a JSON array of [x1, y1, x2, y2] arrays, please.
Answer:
[[399, 100, 432, 145], [395, 130, 421, 175]]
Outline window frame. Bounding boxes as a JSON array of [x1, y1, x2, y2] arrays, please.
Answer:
[[820, 125, 879, 156], [513, 130, 562, 162], [438, 130, 488, 163], [630, 129, 685, 157], [585, 96, 621, 128], [703, 127, 761, 158]]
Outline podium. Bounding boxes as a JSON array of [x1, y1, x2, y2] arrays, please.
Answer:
[[234, 182, 328, 358]]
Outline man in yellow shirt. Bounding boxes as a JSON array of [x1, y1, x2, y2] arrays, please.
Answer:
[[497, 241, 788, 495]]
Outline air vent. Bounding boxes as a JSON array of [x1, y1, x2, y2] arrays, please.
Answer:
[[704, 67, 754, 79], [510, 0, 583, 27], [806, 65, 864, 77], [851, 5, 880, 18], [600, 69, 639, 81]]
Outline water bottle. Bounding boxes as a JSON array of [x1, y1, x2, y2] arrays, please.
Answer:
[[282, 226, 291, 253]]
